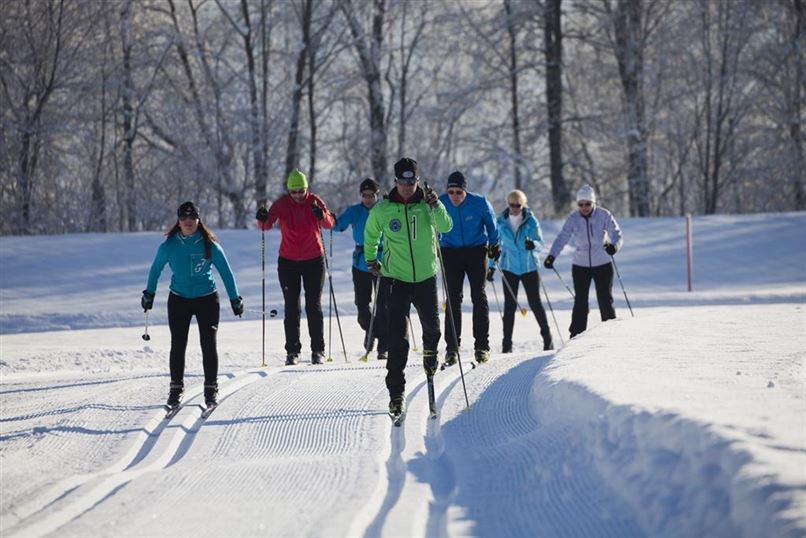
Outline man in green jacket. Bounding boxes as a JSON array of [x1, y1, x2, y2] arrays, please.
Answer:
[[364, 157, 453, 416]]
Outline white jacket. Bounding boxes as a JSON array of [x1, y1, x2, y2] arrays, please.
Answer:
[[548, 206, 623, 268]]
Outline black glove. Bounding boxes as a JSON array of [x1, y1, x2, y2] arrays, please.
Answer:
[[231, 296, 244, 317], [525, 239, 536, 251], [543, 255, 555, 269], [367, 260, 381, 277], [486, 267, 496, 282], [487, 244, 501, 260], [604, 243, 617, 256], [312, 203, 325, 220], [256, 206, 269, 222], [141, 290, 155, 311], [424, 187, 440, 209]]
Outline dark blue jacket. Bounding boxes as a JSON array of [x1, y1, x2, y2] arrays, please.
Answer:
[[438, 191, 499, 248]]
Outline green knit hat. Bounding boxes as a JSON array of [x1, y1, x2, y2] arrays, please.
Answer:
[[287, 169, 308, 190]]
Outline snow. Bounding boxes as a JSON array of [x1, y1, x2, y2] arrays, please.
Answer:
[[1, 212, 804, 537]]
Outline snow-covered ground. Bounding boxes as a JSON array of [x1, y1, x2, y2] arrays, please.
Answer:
[[1, 212, 804, 537]]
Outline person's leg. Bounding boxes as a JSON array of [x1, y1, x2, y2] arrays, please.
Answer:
[[501, 271, 518, 352], [412, 276, 441, 354], [592, 262, 616, 321], [440, 248, 464, 352], [521, 271, 553, 348], [374, 276, 389, 354], [353, 267, 372, 333], [301, 257, 327, 353], [570, 265, 593, 337], [167, 293, 193, 386], [467, 246, 490, 352], [195, 292, 221, 386], [385, 279, 411, 402], [278, 257, 302, 355]]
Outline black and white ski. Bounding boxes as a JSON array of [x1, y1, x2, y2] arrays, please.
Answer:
[[200, 404, 218, 419], [164, 404, 182, 420], [426, 375, 437, 419], [388, 409, 406, 427]]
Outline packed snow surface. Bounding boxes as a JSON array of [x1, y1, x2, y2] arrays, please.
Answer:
[[1, 212, 804, 537]]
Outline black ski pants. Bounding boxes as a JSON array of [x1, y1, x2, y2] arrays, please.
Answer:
[[278, 256, 325, 355], [168, 292, 219, 386], [501, 270, 552, 348], [352, 267, 387, 352], [570, 262, 616, 338], [440, 246, 490, 352], [384, 276, 440, 400]]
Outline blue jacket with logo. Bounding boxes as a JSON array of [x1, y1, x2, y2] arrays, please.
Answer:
[[492, 208, 545, 275], [334, 203, 382, 272], [146, 231, 240, 300], [438, 191, 499, 249]]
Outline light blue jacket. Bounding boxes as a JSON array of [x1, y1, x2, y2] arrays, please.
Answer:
[[146, 231, 240, 300], [334, 202, 382, 272], [438, 191, 500, 249], [548, 206, 623, 268], [492, 208, 545, 275]]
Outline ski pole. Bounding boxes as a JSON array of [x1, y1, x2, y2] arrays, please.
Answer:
[[494, 260, 528, 317], [424, 182, 471, 411], [244, 308, 278, 317], [360, 277, 380, 362], [490, 278, 504, 322], [142, 311, 151, 341], [261, 226, 266, 367], [610, 255, 634, 317], [407, 314, 419, 352], [552, 266, 575, 299], [319, 225, 349, 362], [327, 231, 333, 362]]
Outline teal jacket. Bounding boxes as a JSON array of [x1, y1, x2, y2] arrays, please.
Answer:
[[146, 231, 240, 300]]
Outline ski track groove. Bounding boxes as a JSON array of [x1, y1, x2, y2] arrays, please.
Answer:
[[6, 368, 269, 538]]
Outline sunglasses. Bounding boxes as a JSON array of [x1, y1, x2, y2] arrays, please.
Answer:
[[395, 179, 417, 185], [508, 203, 522, 208], [179, 215, 198, 221], [361, 192, 377, 198], [289, 189, 306, 195], [577, 201, 592, 207], [447, 189, 464, 196]]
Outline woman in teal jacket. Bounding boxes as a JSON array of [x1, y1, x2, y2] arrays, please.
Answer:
[[141, 202, 243, 410], [488, 190, 553, 352]]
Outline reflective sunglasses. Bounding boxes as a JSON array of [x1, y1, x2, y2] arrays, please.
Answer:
[[361, 192, 377, 198], [577, 201, 592, 208], [179, 214, 198, 221], [447, 189, 464, 196], [289, 189, 306, 195], [508, 203, 522, 208]]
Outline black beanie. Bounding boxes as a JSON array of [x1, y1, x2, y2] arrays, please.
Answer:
[[359, 178, 380, 193], [393, 157, 420, 183], [177, 201, 200, 218], [447, 171, 467, 190]]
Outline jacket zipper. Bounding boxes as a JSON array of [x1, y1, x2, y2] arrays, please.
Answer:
[[404, 204, 417, 281], [584, 213, 592, 267]]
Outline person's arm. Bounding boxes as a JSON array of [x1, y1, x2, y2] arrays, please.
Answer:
[[431, 199, 453, 234], [530, 215, 546, 251], [548, 213, 575, 259], [364, 205, 382, 263], [483, 197, 500, 246], [258, 198, 283, 231], [145, 242, 169, 294], [211, 242, 240, 300], [605, 211, 623, 251], [334, 205, 355, 232], [313, 195, 336, 230]]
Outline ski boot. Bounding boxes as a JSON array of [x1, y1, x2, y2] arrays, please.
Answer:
[[311, 351, 324, 365], [377, 351, 388, 361], [204, 384, 219, 407], [543, 338, 554, 351], [423, 350, 438, 377], [166, 383, 184, 408], [444, 350, 459, 367], [502, 340, 512, 354], [474, 349, 490, 364], [388, 395, 405, 425], [285, 353, 300, 365]]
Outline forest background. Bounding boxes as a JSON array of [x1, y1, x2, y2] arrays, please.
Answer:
[[1, 0, 803, 235]]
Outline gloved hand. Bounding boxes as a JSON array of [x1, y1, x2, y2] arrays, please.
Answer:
[[543, 255, 555, 269], [256, 206, 269, 222], [604, 243, 617, 256], [487, 244, 501, 260], [525, 239, 536, 251], [141, 290, 155, 311], [312, 203, 325, 220], [424, 187, 440, 209], [486, 267, 496, 282], [231, 296, 244, 317], [367, 260, 381, 277]]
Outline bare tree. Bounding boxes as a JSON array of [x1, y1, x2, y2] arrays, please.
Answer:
[[544, 0, 569, 214]]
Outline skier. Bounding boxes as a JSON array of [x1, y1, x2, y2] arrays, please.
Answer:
[[141, 201, 243, 410], [333, 178, 388, 359], [364, 157, 452, 418], [255, 169, 336, 365], [438, 171, 500, 365], [487, 189, 553, 352], [544, 184, 623, 338]]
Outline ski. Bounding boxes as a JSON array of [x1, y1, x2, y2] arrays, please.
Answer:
[[388, 410, 406, 427], [164, 404, 182, 420], [426, 375, 437, 419], [200, 404, 218, 419]]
